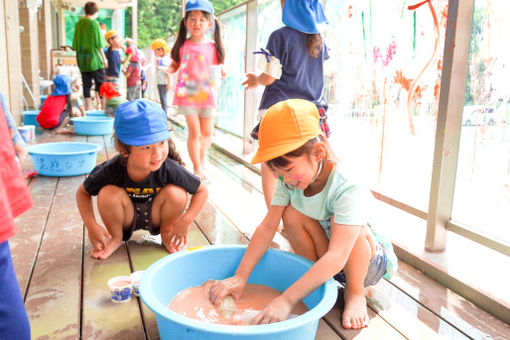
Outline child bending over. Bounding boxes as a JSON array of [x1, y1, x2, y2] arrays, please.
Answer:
[[76, 99, 208, 259], [209, 99, 397, 329]]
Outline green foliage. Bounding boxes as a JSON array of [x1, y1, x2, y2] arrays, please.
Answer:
[[125, 0, 245, 48]]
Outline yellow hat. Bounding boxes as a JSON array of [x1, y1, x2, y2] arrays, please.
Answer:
[[151, 39, 170, 54], [251, 99, 322, 164], [105, 29, 119, 42]]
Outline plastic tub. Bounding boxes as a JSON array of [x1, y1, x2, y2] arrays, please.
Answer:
[[140, 245, 339, 340], [71, 116, 114, 136], [23, 110, 40, 127], [85, 110, 108, 117], [28, 142, 100, 177]]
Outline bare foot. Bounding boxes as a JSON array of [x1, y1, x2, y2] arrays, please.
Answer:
[[161, 227, 188, 254], [91, 237, 123, 260], [56, 127, 75, 134], [342, 287, 369, 329]]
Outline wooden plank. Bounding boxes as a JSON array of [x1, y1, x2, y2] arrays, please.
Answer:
[[323, 295, 406, 340], [367, 279, 470, 339], [390, 261, 510, 339], [81, 241, 145, 339], [10, 176, 57, 294], [195, 201, 249, 246], [24, 176, 84, 339]]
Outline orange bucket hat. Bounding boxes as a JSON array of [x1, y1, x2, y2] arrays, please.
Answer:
[[251, 99, 322, 164]]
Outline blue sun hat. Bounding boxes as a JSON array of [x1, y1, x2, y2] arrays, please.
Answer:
[[51, 74, 72, 96], [185, 0, 214, 15], [114, 99, 171, 146], [282, 0, 328, 34]]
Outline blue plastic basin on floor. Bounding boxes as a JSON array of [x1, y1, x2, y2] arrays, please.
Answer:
[[71, 116, 114, 136], [28, 142, 100, 177], [23, 110, 40, 127], [140, 245, 339, 340], [85, 110, 107, 117]]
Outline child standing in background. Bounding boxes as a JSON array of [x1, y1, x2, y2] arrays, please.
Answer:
[[140, 56, 147, 98], [168, 0, 225, 181], [123, 54, 142, 101], [104, 29, 125, 89], [151, 39, 172, 113], [243, 0, 330, 208], [76, 99, 208, 259], [209, 99, 397, 329]]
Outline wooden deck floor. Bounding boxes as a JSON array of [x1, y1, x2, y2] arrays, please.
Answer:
[[10, 124, 510, 339]]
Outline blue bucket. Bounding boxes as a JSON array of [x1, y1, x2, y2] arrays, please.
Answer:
[[23, 110, 40, 127], [28, 142, 100, 177], [71, 116, 114, 136], [85, 110, 108, 117], [140, 245, 339, 340]]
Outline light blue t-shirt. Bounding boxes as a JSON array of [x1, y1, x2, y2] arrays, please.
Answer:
[[271, 164, 397, 278], [271, 164, 370, 226]]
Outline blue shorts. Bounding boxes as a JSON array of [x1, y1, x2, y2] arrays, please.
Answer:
[[333, 244, 388, 287], [0, 241, 31, 339]]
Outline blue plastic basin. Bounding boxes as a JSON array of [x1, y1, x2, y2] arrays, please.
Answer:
[[85, 110, 108, 117], [23, 110, 40, 127], [71, 116, 114, 136], [140, 245, 339, 340], [28, 142, 100, 177]]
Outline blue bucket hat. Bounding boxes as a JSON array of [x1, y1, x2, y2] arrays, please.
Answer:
[[52, 74, 72, 96], [282, 0, 328, 34], [114, 99, 171, 146], [185, 0, 214, 15]]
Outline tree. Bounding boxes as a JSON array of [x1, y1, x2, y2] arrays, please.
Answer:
[[125, 0, 245, 48]]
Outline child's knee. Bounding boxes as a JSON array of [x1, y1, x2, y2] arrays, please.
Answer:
[[159, 184, 187, 208], [98, 185, 127, 204]]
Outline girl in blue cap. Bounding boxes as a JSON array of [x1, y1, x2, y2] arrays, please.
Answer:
[[76, 99, 208, 259], [36, 74, 77, 133], [168, 0, 225, 181], [243, 0, 330, 209]]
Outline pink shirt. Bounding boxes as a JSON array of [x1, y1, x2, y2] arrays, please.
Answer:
[[172, 40, 219, 108], [0, 103, 33, 243]]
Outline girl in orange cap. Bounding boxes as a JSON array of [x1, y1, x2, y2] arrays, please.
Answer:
[[209, 99, 397, 330]]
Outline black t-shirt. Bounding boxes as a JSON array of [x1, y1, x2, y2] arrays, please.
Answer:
[[84, 155, 200, 203]]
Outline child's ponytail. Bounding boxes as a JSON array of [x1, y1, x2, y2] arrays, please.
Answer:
[[306, 33, 323, 58], [213, 17, 225, 64], [171, 18, 188, 64]]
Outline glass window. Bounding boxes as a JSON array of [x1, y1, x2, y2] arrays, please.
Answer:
[[453, 0, 510, 244], [217, 6, 247, 137], [322, 0, 448, 211]]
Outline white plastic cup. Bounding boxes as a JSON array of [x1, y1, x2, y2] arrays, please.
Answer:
[[130, 271, 144, 297], [19, 125, 35, 143], [107, 276, 133, 303]]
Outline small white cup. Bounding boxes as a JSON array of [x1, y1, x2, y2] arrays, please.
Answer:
[[130, 271, 144, 297], [107, 276, 133, 303]]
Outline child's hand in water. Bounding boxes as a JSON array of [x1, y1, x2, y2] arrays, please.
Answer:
[[208, 275, 246, 306], [252, 294, 293, 325], [88, 224, 111, 256]]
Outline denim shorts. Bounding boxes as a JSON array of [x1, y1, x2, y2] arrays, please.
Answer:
[[333, 245, 388, 287], [122, 198, 160, 241]]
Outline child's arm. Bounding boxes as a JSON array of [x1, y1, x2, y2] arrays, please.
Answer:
[[99, 48, 108, 69], [76, 184, 112, 253], [167, 60, 179, 74], [254, 223, 362, 324], [209, 204, 286, 304], [242, 73, 276, 90], [181, 182, 208, 225]]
